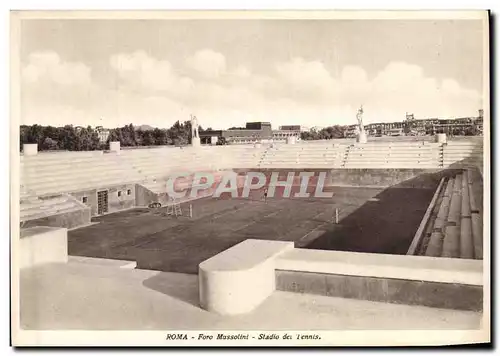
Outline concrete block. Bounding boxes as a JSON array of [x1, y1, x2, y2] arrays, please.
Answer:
[[435, 133, 447, 143], [20, 226, 68, 269], [356, 132, 367, 143], [23, 143, 39, 156], [109, 141, 120, 153], [199, 239, 294, 315]]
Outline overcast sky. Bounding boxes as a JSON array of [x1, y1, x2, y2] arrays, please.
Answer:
[[20, 18, 485, 129]]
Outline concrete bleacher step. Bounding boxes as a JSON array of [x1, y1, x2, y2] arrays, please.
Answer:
[[23, 166, 131, 179], [425, 178, 453, 257], [441, 174, 462, 258], [413, 169, 482, 261], [21, 151, 102, 162], [415, 178, 446, 256], [467, 169, 483, 260], [459, 170, 474, 259], [25, 170, 138, 187], [20, 195, 88, 221], [345, 164, 439, 169], [348, 155, 441, 160], [350, 146, 435, 151], [471, 214, 483, 260], [28, 176, 138, 196], [345, 158, 439, 164]]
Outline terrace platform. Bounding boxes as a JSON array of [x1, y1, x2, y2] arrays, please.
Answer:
[[19, 259, 482, 330]]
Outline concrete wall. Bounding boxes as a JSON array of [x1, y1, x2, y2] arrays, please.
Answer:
[[70, 184, 136, 216], [20, 227, 68, 268], [107, 184, 135, 213], [327, 169, 459, 188], [276, 270, 482, 311], [135, 184, 158, 207], [71, 189, 98, 216], [22, 207, 91, 230], [232, 168, 461, 189]]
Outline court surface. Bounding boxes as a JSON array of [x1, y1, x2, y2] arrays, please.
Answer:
[[68, 186, 435, 274]]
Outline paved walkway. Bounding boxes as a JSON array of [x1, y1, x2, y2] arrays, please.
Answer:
[[20, 261, 481, 330]]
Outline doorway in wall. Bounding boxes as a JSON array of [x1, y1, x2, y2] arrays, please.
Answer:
[[97, 190, 109, 215]]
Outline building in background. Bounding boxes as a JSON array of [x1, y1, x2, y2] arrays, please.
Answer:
[[199, 122, 302, 145], [273, 125, 305, 141], [95, 126, 110, 143]]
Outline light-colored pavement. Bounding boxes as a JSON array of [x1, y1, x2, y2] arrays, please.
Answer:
[[19, 261, 482, 330]]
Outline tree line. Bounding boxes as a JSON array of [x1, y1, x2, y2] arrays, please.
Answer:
[[20, 120, 480, 152], [19, 121, 202, 152], [300, 125, 347, 140], [20, 122, 350, 152]]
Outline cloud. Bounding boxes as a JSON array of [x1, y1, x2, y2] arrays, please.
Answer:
[[186, 49, 226, 79], [109, 50, 194, 96], [21, 49, 483, 129], [22, 51, 91, 87], [363, 61, 482, 122], [275, 58, 338, 103], [232, 65, 251, 79]]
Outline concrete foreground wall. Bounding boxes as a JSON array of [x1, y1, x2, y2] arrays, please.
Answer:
[[20, 227, 68, 269], [198, 239, 483, 315], [275, 246, 483, 311]]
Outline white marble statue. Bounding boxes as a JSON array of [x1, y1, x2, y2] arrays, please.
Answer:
[[356, 105, 365, 134], [356, 105, 367, 143], [191, 115, 199, 139]]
